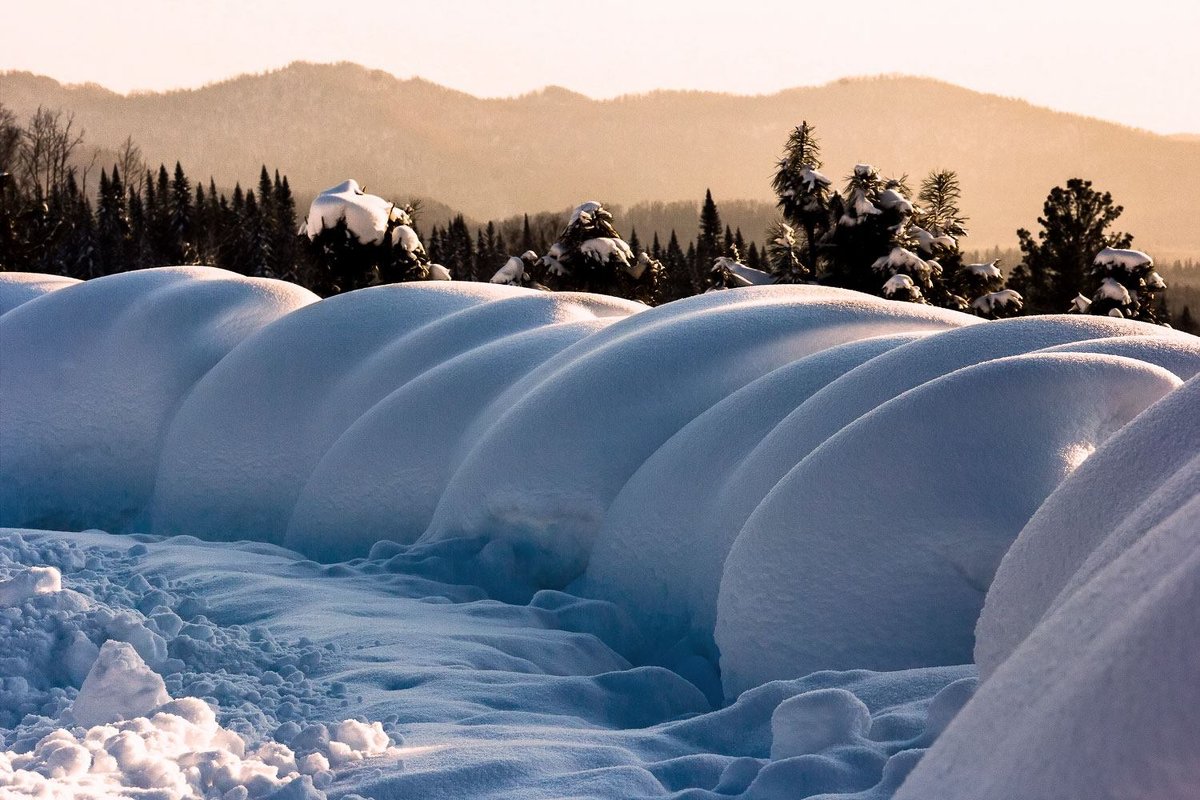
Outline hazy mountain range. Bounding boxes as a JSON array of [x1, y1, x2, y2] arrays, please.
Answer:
[[3, 62, 1198, 258]]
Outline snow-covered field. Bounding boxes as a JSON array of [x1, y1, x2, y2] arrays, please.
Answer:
[[1, 268, 1197, 798]]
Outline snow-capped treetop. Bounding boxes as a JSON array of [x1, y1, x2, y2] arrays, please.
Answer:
[[877, 185, 914, 216], [853, 164, 877, 179], [1093, 247, 1153, 272], [1096, 276, 1132, 304], [963, 260, 1002, 281], [872, 246, 930, 278], [569, 201, 606, 227], [301, 179, 410, 245], [391, 224, 424, 257]]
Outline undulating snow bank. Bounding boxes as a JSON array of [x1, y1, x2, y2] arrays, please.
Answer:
[[153, 285, 641, 546], [3, 269, 1198, 710], [422, 289, 972, 589], [895, 398, 1200, 798], [974, 373, 1200, 679], [0, 268, 318, 532], [577, 333, 928, 654], [0, 272, 79, 316], [715, 353, 1179, 696]]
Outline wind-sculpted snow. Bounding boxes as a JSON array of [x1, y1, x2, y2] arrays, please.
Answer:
[[0, 271, 80, 316], [715, 353, 1180, 697], [897, 379, 1200, 799], [422, 289, 973, 589], [0, 268, 318, 533], [152, 283, 641, 544], [2, 269, 1198, 715], [576, 333, 930, 658], [974, 373, 1200, 679]]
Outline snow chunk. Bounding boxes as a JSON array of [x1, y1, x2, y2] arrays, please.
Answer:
[[427, 263, 452, 281], [302, 179, 407, 245], [491, 256, 526, 285], [713, 257, 773, 287], [70, 641, 170, 727], [798, 167, 831, 191], [569, 200, 604, 226], [390, 224, 424, 257], [1069, 293, 1092, 313], [877, 188, 913, 215], [1093, 246, 1152, 272], [770, 689, 871, 759], [0, 566, 61, 605], [909, 225, 956, 253]]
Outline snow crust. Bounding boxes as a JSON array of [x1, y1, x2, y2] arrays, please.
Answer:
[[715, 258, 775, 287]]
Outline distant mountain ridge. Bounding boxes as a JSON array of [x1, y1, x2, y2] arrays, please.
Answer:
[[2, 62, 1198, 257]]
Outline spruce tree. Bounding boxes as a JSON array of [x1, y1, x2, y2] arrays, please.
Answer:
[[695, 190, 722, 292], [772, 122, 831, 270]]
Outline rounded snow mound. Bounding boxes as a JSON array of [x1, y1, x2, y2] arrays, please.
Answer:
[[420, 287, 973, 589], [0, 272, 80, 316], [151, 284, 642, 545], [896, 397, 1200, 798], [715, 353, 1180, 697], [974, 373, 1200, 679], [0, 268, 319, 532]]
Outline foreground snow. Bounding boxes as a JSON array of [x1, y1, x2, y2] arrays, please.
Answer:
[[1, 268, 1198, 798], [1, 530, 973, 799]]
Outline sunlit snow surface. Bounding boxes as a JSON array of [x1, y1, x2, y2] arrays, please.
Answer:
[[2, 268, 1199, 798]]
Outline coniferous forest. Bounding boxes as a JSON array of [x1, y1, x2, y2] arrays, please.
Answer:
[[0, 104, 1195, 332]]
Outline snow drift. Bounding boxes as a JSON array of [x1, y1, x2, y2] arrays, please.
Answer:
[[3, 268, 1198, 709], [0, 268, 318, 532], [0, 272, 79, 316], [896, 376, 1200, 799]]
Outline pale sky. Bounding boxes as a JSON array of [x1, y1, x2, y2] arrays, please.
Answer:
[[3, 0, 1197, 134]]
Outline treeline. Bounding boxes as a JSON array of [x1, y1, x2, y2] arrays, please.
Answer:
[[0, 104, 1196, 333]]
